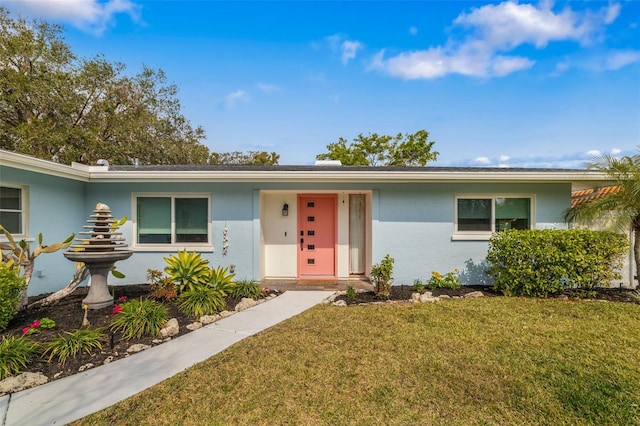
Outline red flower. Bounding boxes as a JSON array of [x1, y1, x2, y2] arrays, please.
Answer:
[[30, 320, 40, 328], [112, 305, 124, 314], [22, 326, 31, 335], [118, 296, 127, 302]]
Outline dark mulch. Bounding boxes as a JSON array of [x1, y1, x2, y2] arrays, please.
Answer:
[[1, 285, 258, 384], [334, 284, 640, 305]]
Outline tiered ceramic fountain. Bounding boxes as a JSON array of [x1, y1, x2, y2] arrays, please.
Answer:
[[64, 203, 132, 309]]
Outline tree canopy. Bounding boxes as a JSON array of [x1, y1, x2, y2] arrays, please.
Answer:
[[564, 150, 640, 287], [315, 130, 438, 166], [0, 8, 279, 166]]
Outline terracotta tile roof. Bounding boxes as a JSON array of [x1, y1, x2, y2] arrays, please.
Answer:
[[571, 185, 621, 208]]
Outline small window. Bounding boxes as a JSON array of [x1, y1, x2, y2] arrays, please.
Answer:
[[134, 194, 210, 249], [0, 185, 27, 237], [455, 195, 533, 239]]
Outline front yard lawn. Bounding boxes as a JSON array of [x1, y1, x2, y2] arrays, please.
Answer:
[[77, 297, 640, 425]]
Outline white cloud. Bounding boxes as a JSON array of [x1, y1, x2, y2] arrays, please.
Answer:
[[409, 26, 418, 36], [326, 34, 364, 65], [257, 83, 279, 94], [587, 150, 601, 157], [604, 50, 640, 70], [371, 1, 622, 80], [224, 90, 249, 109], [499, 155, 510, 162], [3, 0, 139, 35], [611, 148, 622, 155], [474, 156, 491, 164]]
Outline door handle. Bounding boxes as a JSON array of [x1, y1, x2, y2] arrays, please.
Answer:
[[300, 238, 304, 250]]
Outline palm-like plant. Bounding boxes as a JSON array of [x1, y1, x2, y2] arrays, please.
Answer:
[[205, 266, 236, 296], [164, 250, 210, 292], [564, 151, 640, 287]]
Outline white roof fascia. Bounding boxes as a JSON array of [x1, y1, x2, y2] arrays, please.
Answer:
[[86, 169, 609, 184], [0, 150, 89, 182]]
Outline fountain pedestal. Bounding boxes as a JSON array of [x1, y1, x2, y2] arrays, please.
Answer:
[[63, 251, 132, 309]]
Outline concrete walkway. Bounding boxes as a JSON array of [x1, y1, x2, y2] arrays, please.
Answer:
[[0, 291, 331, 426]]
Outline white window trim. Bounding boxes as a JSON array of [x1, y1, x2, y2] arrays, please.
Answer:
[[452, 194, 536, 241], [131, 192, 213, 252], [0, 183, 30, 242]]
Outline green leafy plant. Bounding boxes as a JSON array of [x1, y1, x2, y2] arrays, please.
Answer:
[[164, 250, 210, 293], [412, 279, 426, 292], [147, 269, 178, 301], [370, 254, 394, 299], [206, 266, 236, 296], [345, 285, 357, 299], [110, 298, 169, 339], [22, 317, 56, 335], [177, 287, 226, 318], [0, 336, 39, 379], [487, 229, 629, 297], [0, 262, 26, 331], [428, 269, 461, 290], [232, 279, 265, 299], [43, 328, 105, 366]]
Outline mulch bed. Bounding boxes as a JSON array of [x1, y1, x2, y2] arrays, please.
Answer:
[[2, 285, 250, 383], [333, 284, 640, 305]]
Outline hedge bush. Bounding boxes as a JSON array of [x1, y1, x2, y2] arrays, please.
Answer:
[[486, 229, 629, 297], [0, 263, 26, 331]]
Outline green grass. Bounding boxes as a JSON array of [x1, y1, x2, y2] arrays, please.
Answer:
[[77, 298, 640, 425]]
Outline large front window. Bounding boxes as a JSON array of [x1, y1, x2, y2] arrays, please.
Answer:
[[455, 196, 533, 238], [0, 185, 27, 237], [135, 195, 210, 247]]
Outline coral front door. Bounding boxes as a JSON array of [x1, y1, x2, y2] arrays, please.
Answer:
[[298, 194, 336, 278]]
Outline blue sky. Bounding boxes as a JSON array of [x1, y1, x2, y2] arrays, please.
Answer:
[[2, 1, 639, 167]]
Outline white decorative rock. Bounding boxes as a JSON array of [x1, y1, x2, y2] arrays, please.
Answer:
[[160, 318, 180, 338], [187, 322, 202, 331], [219, 310, 233, 318], [332, 300, 347, 307], [0, 372, 48, 395], [464, 291, 484, 299], [126, 343, 151, 353], [235, 297, 258, 312], [199, 314, 220, 325]]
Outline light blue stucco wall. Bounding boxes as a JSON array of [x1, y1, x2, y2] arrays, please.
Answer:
[[1, 166, 86, 295], [371, 182, 570, 285], [1, 167, 572, 293]]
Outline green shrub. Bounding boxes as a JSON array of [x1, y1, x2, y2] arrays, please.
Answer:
[[206, 266, 236, 296], [370, 254, 394, 299], [232, 279, 265, 299], [345, 285, 357, 299], [164, 250, 210, 292], [0, 336, 39, 379], [177, 287, 226, 318], [487, 229, 629, 297], [110, 298, 169, 339], [428, 269, 461, 290], [0, 262, 26, 331], [412, 279, 426, 292], [43, 328, 105, 366]]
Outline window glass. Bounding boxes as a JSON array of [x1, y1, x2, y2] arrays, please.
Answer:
[[495, 198, 530, 231], [176, 198, 208, 243], [137, 197, 171, 244], [0, 186, 23, 234], [457, 199, 491, 231]]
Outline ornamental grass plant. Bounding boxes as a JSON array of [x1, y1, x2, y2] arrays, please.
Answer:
[[43, 328, 105, 366], [110, 298, 168, 339], [0, 336, 39, 379]]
